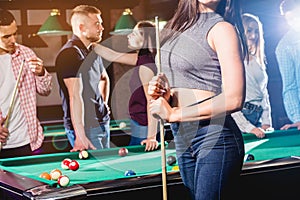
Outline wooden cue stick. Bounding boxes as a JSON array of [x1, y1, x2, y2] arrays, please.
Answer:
[[0, 60, 25, 150], [155, 16, 168, 200]]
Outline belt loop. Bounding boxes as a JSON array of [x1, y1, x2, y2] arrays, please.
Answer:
[[244, 102, 261, 111]]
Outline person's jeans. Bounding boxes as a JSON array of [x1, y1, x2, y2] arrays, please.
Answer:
[[85, 123, 110, 149], [242, 103, 263, 127], [171, 116, 244, 200], [129, 119, 148, 146], [65, 122, 110, 149], [65, 129, 75, 147]]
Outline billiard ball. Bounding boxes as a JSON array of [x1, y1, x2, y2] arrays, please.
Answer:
[[246, 154, 255, 161], [61, 158, 72, 170], [171, 166, 179, 171], [166, 155, 177, 166], [124, 170, 136, 176], [39, 172, 51, 180], [69, 160, 80, 171], [79, 150, 89, 159], [50, 169, 62, 181], [119, 122, 127, 129], [244, 154, 255, 162], [118, 147, 128, 157], [58, 175, 70, 187]]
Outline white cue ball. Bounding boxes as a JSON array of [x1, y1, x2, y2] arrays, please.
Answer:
[[119, 122, 127, 129]]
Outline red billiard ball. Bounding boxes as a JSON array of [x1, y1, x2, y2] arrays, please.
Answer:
[[50, 169, 62, 181], [39, 172, 51, 180], [118, 147, 128, 157], [69, 160, 79, 171], [79, 150, 89, 159], [58, 175, 70, 187], [61, 158, 72, 170]]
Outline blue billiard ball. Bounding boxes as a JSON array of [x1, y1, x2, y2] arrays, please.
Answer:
[[124, 170, 136, 176]]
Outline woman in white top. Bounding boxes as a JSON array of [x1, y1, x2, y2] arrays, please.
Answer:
[[232, 13, 272, 138]]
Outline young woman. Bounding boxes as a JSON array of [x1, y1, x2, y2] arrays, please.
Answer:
[[94, 21, 159, 151], [148, 0, 247, 199], [232, 13, 272, 139]]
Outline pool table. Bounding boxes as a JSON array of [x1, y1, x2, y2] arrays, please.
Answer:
[[1, 129, 300, 199], [0, 143, 191, 200], [241, 128, 300, 200], [40, 119, 133, 153], [40, 119, 173, 153]]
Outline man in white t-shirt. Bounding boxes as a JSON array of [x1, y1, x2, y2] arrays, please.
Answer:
[[0, 9, 52, 158]]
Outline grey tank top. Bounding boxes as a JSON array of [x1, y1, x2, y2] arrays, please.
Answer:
[[161, 12, 223, 94]]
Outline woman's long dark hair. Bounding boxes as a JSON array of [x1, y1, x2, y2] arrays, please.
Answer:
[[161, 0, 248, 58], [135, 20, 157, 58]]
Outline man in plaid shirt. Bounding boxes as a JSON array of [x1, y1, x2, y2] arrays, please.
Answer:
[[0, 9, 52, 158]]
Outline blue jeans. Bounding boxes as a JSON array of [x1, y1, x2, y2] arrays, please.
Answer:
[[241, 105, 263, 127], [65, 129, 75, 147], [65, 122, 110, 149], [171, 116, 244, 200], [129, 119, 148, 146]]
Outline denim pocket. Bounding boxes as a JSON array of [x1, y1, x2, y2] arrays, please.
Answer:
[[242, 107, 263, 125]]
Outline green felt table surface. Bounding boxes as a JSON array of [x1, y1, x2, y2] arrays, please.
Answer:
[[1, 128, 300, 189], [0, 145, 178, 188], [243, 128, 300, 161]]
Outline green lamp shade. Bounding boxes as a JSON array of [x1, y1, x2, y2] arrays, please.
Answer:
[[37, 9, 72, 36], [110, 9, 137, 35]]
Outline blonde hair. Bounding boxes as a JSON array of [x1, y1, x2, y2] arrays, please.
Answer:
[[71, 5, 101, 19], [242, 13, 266, 69], [70, 5, 101, 29]]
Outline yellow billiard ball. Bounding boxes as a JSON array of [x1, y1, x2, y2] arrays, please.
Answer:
[[79, 150, 89, 159], [50, 169, 62, 180]]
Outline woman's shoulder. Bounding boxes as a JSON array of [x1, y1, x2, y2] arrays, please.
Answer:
[[209, 21, 238, 42], [211, 21, 236, 33]]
